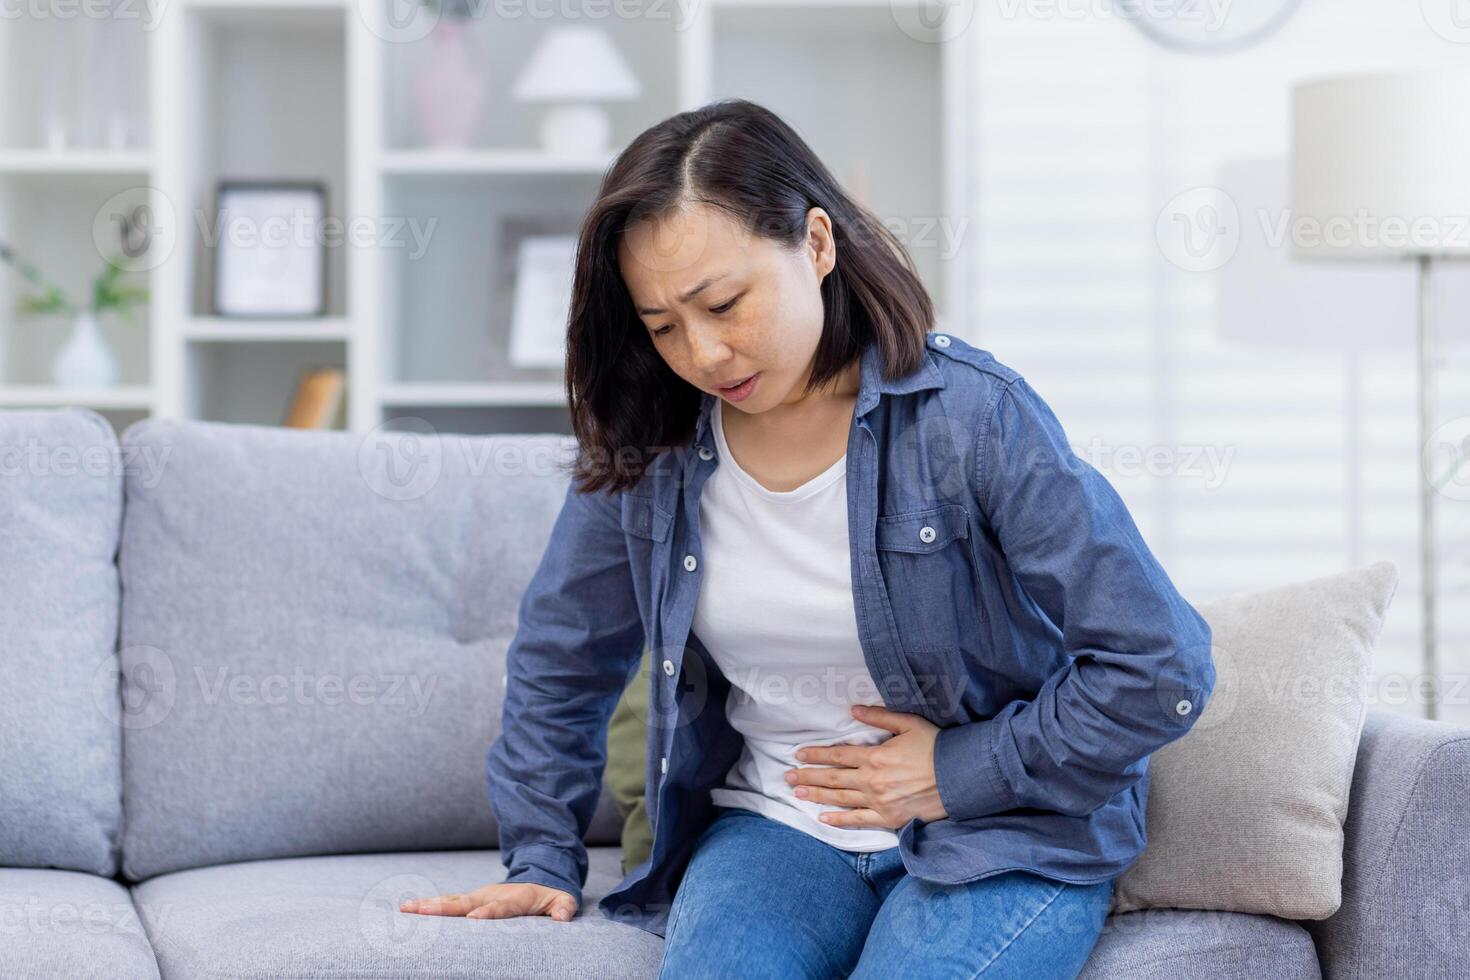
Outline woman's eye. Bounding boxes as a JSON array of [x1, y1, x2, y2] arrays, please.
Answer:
[[651, 297, 736, 337]]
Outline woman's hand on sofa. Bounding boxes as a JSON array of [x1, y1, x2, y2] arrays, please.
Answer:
[[399, 882, 579, 922]]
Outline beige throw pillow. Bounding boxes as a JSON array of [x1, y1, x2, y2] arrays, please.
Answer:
[[1111, 560, 1400, 919]]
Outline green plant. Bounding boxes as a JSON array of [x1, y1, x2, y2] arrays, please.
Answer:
[[0, 241, 148, 324], [416, 0, 476, 17]]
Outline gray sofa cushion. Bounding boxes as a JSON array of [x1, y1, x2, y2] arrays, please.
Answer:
[[117, 419, 624, 881], [0, 408, 125, 876], [0, 868, 161, 979], [123, 849, 1323, 980], [128, 846, 660, 979], [1306, 710, 1470, 980], [1079, 908, 1321, 979]]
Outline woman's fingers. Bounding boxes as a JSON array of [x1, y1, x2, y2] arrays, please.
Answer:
[[399, 883, 576, 921], [466, 897, 573, 921], [466, 901, 506, 919], [399, 892, 478, 916]]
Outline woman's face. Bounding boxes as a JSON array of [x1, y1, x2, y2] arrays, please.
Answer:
[[617, 201, 837, 416]]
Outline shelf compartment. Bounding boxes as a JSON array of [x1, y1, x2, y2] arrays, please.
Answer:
[[180, 4, 348, 318], [0, 18, 150, 153], [382, 15, 679, 153], [382, 171, 594, 386], [709, 4, 949, 317], [185, 340, 346, 427], [0, 177, 154, 387]]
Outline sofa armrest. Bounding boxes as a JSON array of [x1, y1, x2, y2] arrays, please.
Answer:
[[1306, 708, 1470, 980]]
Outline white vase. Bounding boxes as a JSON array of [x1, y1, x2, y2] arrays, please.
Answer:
[[52, 311, 118, 389]]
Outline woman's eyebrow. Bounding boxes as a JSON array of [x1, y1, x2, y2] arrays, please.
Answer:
[[636, 273, 731, 315]]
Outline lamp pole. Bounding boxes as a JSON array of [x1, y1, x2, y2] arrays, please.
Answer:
[[1417, 254, 1440, 720]]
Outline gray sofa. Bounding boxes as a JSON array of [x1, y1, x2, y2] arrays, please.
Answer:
[[1, 407, 1465, 979]]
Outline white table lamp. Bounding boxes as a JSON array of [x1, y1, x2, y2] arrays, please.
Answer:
[[1290, 68, 1470, 719], [511, 26, 642, 156]]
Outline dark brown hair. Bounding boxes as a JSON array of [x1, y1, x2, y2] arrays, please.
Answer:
[[565, 98, 933, 495]]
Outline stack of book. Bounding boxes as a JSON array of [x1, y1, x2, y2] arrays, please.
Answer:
[[284, 366, 347, 429]]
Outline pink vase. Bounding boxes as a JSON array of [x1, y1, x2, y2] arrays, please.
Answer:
[[415, 20, 487, 148]]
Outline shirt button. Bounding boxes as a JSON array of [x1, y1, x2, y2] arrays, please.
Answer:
[[683, 554, 698, 572], [663, 659, 676, 676], [660, 756, 668, 774], [1175, 699, 1193, 716], [698, 447, 714, 460], [933, 334, 951, 347], [919, 525, 936, 543]]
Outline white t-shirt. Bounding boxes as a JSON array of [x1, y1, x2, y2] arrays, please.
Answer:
[[692, 398, 901, 852]]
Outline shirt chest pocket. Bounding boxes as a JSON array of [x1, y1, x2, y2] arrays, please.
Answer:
[[620, 494, 673, 543], [874, 502, 975, 660]]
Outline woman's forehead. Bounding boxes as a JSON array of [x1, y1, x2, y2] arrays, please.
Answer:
[[620, 212, 761, 297]]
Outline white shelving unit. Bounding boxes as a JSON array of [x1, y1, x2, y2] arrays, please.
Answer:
[[0, 0, 974, 435]]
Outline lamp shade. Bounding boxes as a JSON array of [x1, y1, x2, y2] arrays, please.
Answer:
[[511, 26, 641, 103], [1290, 68, 1470, 260]]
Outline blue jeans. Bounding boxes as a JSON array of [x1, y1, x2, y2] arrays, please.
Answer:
[[656, 806, 1113, 979]]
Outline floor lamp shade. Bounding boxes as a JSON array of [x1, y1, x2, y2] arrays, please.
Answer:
[[1289, 68, 1470, 720], [1290, 68, 1470, 260]]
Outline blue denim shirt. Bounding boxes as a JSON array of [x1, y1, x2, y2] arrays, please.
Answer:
[[486, 331, 1215, 937]]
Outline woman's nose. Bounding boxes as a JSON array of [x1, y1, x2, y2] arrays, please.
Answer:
[[686, 326, 731, 373]]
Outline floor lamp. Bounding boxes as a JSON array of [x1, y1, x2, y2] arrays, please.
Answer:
[[1290, 69, 1470, 721]]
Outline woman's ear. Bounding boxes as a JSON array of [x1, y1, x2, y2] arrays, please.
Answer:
[[806, 207, 836, 281]]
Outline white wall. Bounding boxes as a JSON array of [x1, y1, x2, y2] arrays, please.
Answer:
[[965, 0, 1470, 722]]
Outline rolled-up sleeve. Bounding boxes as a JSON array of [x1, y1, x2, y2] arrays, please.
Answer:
[[932, 377, 1215, 822], [484, 478, 646, 906]]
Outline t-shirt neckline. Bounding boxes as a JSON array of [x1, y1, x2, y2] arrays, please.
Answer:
[[713, 398, 847, 502]]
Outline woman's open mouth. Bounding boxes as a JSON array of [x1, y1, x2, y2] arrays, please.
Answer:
[[719, 373, 759, 401]]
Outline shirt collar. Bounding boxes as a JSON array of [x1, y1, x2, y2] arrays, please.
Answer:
[[692, 338, 946, 449]]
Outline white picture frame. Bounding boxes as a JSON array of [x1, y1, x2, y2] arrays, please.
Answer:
[[508, 234, 578, 369], [213, 181, 328, 318]]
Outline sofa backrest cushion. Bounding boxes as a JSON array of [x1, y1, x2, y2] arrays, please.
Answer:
[[0, 408, 125, 876], [117, 418, 624, 881]]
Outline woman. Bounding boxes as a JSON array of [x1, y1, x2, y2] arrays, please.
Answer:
[[400, 99, 1215, 978]]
